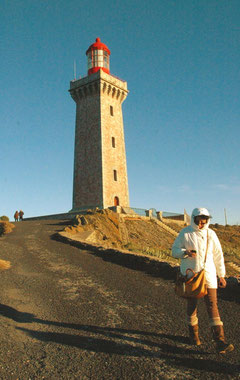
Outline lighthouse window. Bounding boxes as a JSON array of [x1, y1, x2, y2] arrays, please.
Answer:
[[87, 53, 93, 69], [103, 51, 108, 68], [112, 137, 115, 148], [97, 50, 103, 66], [91, 49, 104, 67], [110, 106, 114, 116], [93, 50, 98, 66], [113, 170, 117, 181]]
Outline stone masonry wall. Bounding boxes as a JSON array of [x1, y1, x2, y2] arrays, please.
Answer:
[[71, 77, 103, 210], [69, 70, 129, 210], [100, 75, 129, 208]]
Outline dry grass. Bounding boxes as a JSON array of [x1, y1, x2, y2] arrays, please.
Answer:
[[0, 259, 11, 270], [63, 211, 240, 276], [0, 221, 15, 236], [211, 224, 240, 263], [123, 243, 178, 263], [65, 210, 176, 251], [0, 222, 13, 270]]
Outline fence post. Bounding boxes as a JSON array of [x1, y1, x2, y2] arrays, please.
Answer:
[[145, 209, 153, 218], [116, 206, 122, 214]]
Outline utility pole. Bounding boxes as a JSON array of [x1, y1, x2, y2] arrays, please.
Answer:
[[73, 60, 76, 80], [224, 208, 228, 226]]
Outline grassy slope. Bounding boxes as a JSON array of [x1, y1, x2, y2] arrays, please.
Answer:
[[63, 210, 240, 276]]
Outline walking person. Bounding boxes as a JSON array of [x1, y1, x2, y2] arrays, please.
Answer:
[[14, 211, 19, 222], [19, 210, 24, 221], [172, 207, 234, 354]]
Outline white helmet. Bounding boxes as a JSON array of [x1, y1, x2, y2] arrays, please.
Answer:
[[191, 207, 212, 219], [191, 207, 212, 229]]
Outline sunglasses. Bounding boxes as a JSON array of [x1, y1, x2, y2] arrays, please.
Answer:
[[194, 216, 209, 225]]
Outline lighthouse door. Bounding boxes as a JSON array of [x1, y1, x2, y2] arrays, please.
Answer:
[[114, 196, 119, 206]]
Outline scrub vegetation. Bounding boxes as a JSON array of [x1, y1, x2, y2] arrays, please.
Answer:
[[60, 209, 240, 276], [0, 215, 9, 222], [0, 220, 15, 236]]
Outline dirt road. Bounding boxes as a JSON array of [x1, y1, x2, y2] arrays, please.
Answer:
[[0, 219, 239, 379]]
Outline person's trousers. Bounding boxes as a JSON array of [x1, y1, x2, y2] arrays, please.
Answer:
[[187, 288, 223, 327]]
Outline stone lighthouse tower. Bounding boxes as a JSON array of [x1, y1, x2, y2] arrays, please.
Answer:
[[69, 38, 129, 211]]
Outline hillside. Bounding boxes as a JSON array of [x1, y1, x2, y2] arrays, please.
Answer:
[[59, 209, 240, 277]]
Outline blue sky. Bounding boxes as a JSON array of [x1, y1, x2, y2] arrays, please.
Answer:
[[1, 0, 239, 224]]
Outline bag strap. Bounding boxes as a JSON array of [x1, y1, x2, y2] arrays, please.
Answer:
[[185, 230, 209, 276], [203, 230, 208, 267]]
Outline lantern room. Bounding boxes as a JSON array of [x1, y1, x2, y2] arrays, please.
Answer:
[[86, 37, 111, 76]]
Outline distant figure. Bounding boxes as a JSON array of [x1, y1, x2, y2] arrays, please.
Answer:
[[14, 211, 19, 222], [19, 210, 24, 221]]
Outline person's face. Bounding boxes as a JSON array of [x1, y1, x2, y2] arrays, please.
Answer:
[[195, 216, 208, 229]]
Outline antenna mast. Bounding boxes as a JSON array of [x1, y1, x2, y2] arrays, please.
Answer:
[[224, 208, 228, 226], [74, 60, 76, 80]]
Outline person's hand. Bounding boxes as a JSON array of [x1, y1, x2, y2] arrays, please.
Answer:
[[185, 250, 197, 258], [219, 277, 227, 288]]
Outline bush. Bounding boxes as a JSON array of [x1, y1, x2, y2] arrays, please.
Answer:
[[0, 216, 9, 222], [0, 221, 15, 235]]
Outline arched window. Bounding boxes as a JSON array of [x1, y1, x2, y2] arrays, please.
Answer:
[[114, 196, 119, 206]]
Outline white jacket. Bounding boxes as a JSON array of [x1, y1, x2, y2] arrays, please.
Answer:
[[172, 208, 226, 288]]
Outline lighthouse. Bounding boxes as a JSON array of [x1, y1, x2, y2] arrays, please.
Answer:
[[69, 38, 129, 211]]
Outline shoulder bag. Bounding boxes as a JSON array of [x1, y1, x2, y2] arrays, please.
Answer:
[[175, 232, 208, 299]]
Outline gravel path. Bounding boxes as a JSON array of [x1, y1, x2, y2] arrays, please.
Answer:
[[0, 219, 239, 379]]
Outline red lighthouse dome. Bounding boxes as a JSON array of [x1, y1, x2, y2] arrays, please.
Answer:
[[86, 37, 111, 76]]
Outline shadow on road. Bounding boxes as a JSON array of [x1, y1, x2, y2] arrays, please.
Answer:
[[51, 233, 240, 305], [15, 326, 239, 376], [51, 232, 178, 281], [1, 303, 239, 376], [0, 303, 35, 322]]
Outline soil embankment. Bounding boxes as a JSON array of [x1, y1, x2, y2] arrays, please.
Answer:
[[58, 209, 240, 277]]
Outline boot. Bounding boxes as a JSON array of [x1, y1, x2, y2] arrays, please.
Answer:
[[189, 324, 201, 346], [211, 325, 234, 354]]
